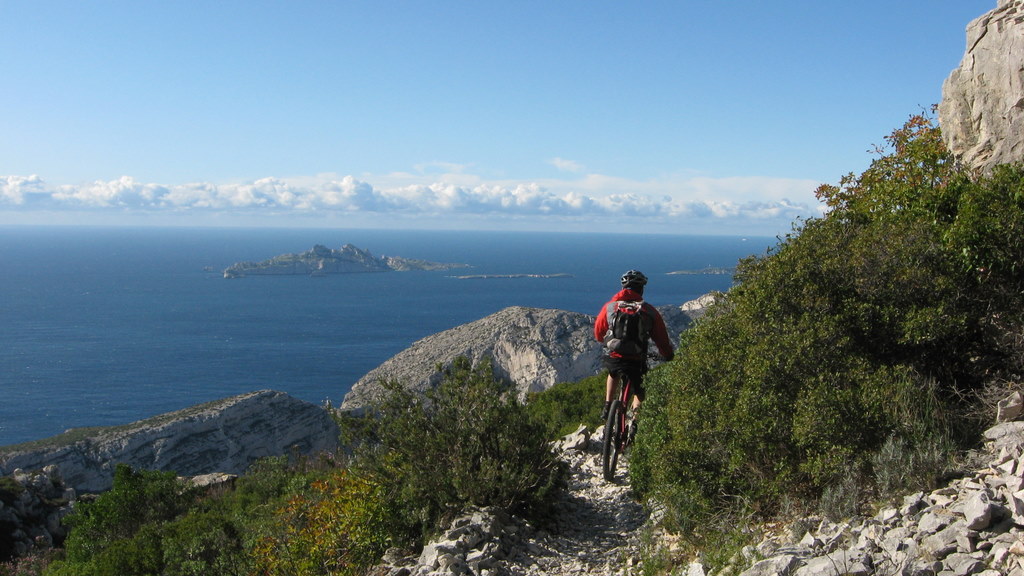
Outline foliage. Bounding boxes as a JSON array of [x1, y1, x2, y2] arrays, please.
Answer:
[[0, 477, 25, 507], [57, 465, 198, 567], [359, 356, 565, 541], [252, 469, 394, 576], [630, 111, 1024, 524], [43, 457, 319, 576], [161, 511, 248, 576], [526, 374, 606, 439]]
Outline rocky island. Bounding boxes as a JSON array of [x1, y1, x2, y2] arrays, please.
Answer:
[[223, 243, 469, 278]]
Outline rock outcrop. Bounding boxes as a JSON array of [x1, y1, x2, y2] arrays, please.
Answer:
[[341, 300, 703, 411], [0, 390, 339, 493], [939, 0, 1024, 173], [0, 465, 74, 561]]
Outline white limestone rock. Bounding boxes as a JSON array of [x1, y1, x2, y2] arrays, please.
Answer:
[[939, 0, 1024, 173], [341, 303, 695, 410], [0, 390, 339, 493]]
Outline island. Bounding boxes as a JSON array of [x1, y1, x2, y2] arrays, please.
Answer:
[[223, 244, 470, 278]]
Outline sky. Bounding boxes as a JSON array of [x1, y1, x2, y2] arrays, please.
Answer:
[[0, 1, 997, 236]]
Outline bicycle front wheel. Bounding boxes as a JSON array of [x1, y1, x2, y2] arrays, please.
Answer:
[[602, 399, 624, 481]]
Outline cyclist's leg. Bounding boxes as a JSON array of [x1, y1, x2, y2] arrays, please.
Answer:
[[601, 356, 624, 418], [605, 372, 618, 403], [628, 361, 646, 410]]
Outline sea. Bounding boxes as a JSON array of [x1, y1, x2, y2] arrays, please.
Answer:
[[0, 226, 774, 447]]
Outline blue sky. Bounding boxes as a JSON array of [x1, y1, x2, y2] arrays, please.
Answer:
[[0, 1, 995, 235]]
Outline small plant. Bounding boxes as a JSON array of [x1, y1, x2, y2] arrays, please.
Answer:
[[0, 549, 61, 576], [871, 434, 954, 502], [0, 477, 24, 507]]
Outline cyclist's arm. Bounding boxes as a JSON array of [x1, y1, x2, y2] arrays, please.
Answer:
[[594, 303, 610, 342], [648, 307, 675, 361]]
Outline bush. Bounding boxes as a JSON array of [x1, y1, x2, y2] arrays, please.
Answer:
[[252, 469, 394, 576], [46, 459, 305, 576], [630, 111, 1024, 523], [162, 511, 248, 576], [55, 464, 199, 569], [359, 356, 566, 541], [526, 374, 606, 439]]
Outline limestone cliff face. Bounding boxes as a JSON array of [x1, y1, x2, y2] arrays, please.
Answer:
[[939, 0, 1024, 173], [340, 300, 704, 410], [0, 390, 339, 493]]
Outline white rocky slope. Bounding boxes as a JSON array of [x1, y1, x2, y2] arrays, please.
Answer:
[[342, 304, 698, 411], [0, 390, 339, 493]]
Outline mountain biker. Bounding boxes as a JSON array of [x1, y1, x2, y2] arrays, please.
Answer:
[[594, 270, 675, 426]]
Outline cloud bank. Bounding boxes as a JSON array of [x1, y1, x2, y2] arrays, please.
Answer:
[[1, 173, 824, 235]]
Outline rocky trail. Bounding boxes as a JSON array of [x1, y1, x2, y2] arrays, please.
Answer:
[[503, 429, 648, 576], [377, 425, 651, 576]]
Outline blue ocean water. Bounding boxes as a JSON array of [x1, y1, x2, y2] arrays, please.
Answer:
[[0, 226, 773, 447]]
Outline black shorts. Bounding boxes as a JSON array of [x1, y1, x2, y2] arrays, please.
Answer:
[[602, 356, 648, 401]]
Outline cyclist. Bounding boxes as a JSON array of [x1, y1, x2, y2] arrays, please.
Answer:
[[594, 270, 675, 429]]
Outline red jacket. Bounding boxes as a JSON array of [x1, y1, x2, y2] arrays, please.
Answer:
[[594, 288, 675, 360]]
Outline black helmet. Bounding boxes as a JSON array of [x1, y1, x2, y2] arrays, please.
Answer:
[[620, 269, 648, 289]]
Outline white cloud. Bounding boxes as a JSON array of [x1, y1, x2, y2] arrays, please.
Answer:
[[0, 171, 826, 235], [549, 157, 585, 173], [0, 174, 47, 204]]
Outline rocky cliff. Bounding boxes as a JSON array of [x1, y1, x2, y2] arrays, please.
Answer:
[[340, 298, 708, 410], [939, 0, 1024, 173], [0, 390, 339, 493]]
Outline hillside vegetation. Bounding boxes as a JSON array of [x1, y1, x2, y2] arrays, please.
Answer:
[[631, 112, 1024, 536], [25, 358, 562, 576]]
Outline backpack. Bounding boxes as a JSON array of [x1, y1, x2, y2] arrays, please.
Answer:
[[604, 300, 652, 356]]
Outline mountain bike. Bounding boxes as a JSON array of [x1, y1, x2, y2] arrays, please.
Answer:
[[602, 354, 660, 482]]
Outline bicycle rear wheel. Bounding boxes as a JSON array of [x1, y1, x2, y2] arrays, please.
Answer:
[[602, 399, 624, 481]]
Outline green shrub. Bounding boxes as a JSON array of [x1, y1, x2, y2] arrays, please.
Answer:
[[57, 464, 198, 568], [526, 374, 606, 439], [358, 356, 566, 541], [162, 511, 247, 576]]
